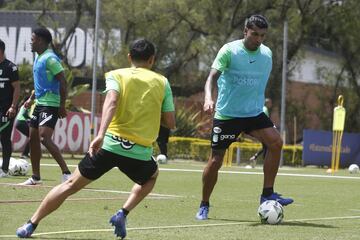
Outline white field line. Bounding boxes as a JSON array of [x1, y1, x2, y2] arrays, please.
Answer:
[[0, 182, 183, 198], [173, 168, 360, 180], [160, 168, 360, 180], [38, 163, 360, 180], [1, 215, 360, 238]]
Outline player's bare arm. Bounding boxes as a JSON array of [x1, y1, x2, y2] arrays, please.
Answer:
[[203, 69, 221, 114], [6, 80, 20, 118], [55, 71, 67, 118], [89, 90, 119, 156], [24, 90, 35, 109], [161, 111, 176, 130]]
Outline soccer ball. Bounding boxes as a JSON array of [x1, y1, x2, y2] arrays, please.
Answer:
[[258, 200, 284, 225], [348, 164, 360, 174], [8, 158, 30, 176], [156, 154, 167, 164]]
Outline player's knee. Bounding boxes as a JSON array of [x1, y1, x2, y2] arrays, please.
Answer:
[[208, 158, 223, 171], [268, 137, 283, 152], [39, 135, 51, 146], [63, 179, 82, 194]]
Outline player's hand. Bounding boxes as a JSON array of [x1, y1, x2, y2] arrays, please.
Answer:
[[88, 136, 104, 157], [24, 99, 33, 109], [203, 99, 214, 114], [6, 106, 16, 118], [58, 105, 67, 118]]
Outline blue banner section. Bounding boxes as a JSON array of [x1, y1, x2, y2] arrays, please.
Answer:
[[303, 129, 360, 167]]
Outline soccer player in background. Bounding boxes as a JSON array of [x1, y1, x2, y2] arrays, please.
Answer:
[[14, 93, 35, 159], [19, 27, 71, 185], [16, 39, 176, 239], [196, 15, 293, 220], [156, 125, 171, 160], [0, 38, 20, 178]]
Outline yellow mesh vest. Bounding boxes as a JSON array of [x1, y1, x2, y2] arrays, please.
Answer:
[[105, 68, 166, 147]]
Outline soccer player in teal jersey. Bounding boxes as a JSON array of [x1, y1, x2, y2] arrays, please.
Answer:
[[19, 28, 71, 185], [196, 15, 293, 220]]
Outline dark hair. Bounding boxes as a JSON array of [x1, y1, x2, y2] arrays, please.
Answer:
[[129, 39, 155, 62], [33, 27, 53, 44], [245, 15, 268, 29], [0, 39, 5, 53]]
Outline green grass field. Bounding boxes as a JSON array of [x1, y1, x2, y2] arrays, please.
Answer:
[[1, 157, 360, 239]]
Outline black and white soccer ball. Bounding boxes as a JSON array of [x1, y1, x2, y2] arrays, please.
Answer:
[[156, 154, 167, 164], [8, 158, 30, 176], [258, 200, 284, 225], [348, 164, 359, 174]]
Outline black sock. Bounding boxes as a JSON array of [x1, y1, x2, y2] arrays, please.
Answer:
[[62, 170, 71, 175], [262, 187, 274, 197], [32, 175, 41, 181], [200, 201, 209, 207], [27, 220, 38, 230], [122, 208, 129, 217]]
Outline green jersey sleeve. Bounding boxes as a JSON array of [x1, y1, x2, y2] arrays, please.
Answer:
[[211, 44, 232, 72], [46, 56, 64, 76], [162, 79, 175, 112], [104, 73, 120, 93]]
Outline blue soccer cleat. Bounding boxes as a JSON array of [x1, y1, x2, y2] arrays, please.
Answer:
[[196, 205, 209, 220], [16, 222, 35, 238], [109, 210, 127, 239], [260, 192, 294, 206]]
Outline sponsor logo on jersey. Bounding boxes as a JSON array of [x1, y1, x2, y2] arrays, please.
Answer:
[[111, 135, 136, 150]]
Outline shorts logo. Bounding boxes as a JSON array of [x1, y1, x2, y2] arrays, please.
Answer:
[[112, 135, 135, 150], [212, 127, 222, 143], [39, 114, 53, 126], [1, 116, 8, 123], [220, 134, 236, 141], [213, 127, 222, 134]]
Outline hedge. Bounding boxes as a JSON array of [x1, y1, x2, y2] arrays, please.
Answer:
[[153, 137, 303, 166]]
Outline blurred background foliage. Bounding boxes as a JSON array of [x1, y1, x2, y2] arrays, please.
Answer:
[[1, 0, 360, 134]]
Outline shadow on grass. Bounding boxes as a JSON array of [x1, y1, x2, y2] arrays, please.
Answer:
[[209, 217, 335, 229], [250, 221, 335, 228], [280, 221, 335, 228]]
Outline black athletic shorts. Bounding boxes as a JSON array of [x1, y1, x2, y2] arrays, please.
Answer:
[[30, 105, 59, 129], [78, 149, 158, 185], [211, 112, 274, 149]]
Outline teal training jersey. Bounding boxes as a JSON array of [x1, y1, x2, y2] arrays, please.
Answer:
[[212, 39, 272, 118], [34, 49, 64, 107], [101, 74, 175, 160]]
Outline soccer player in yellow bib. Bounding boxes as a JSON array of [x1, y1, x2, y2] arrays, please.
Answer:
[[16, 39, 176, 239]]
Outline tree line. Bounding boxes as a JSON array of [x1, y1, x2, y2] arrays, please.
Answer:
[[1, 0, 359, 134]]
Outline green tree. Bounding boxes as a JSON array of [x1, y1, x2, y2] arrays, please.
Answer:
[[3, 0, 360, 132]]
